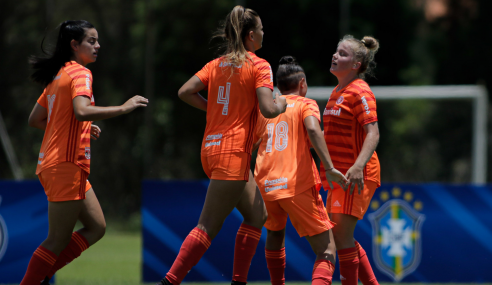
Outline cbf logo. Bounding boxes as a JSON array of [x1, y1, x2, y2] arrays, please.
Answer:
[[0, 196, 9, 262], [368, 187, 425, 282]]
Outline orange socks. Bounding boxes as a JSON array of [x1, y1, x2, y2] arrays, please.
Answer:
[[355, 241, 379, 285], [338, 247, 359, 285], [165, 227, 211, 285], [312, 259, 335, 285], [47, 232, 89, 278], [20, 246, 57, 285], [232, 223, 262, 283], [265, 247, 286, 285]]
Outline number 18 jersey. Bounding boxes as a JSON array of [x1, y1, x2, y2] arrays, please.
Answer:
[[254, 95, 321, 201], [195, 52, 273, 156]]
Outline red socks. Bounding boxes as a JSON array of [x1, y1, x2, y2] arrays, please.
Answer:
[[355, 241, 379, 285], [265, 247, 286, 285], [165, 227, 212, 285], [338, 247, 359, 285], [312, 259, 335, 285], [20, 246, 57, 285], [232, 223, 262, 283], [47, 232, 89, 278]]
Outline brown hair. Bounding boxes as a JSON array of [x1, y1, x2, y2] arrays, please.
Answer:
[[213, 5, 260, 70], [276, 56, 305, 93], [339, 35, 380, 79]]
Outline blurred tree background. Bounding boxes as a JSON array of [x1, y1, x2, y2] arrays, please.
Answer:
[[0, 0, 490, 219]]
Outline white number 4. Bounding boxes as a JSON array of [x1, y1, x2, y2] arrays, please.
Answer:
[[217, 82, 231, 115], [266, 121, 288, 152]]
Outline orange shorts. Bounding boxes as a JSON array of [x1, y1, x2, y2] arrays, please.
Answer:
[[326, 180, 378, 220], [264, 187, 335, 237], [201, 152, 251, 181], [38, 162, 92, 202]]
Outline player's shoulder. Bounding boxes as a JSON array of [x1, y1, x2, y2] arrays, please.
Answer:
[[63, 61, 92, 80], [344, 79, 374, 100], [249, 52, 270, 68]]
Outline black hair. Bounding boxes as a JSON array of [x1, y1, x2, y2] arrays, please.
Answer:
[[276, 56, 306, 93], [29, 20, 95, 86]]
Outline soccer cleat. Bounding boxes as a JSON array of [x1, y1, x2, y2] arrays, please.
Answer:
[[41, 277, 50, 285], [231, 281, 247, 285]]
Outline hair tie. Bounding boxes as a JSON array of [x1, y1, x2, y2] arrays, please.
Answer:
[[361, 39, 366, 44]]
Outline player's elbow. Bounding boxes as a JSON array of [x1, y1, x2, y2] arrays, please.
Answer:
[[177, 86, 189, 101], [74, 109, 88, 121], [259, 107, 276, 119]]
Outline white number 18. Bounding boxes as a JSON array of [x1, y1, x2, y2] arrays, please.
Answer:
[[266, 121, 288, 152]]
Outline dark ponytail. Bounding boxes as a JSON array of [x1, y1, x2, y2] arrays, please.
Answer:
[[30, 20, 94, 86], [276, 56, 305, 93]]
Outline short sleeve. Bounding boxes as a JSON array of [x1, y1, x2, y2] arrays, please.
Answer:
[[354, 91, 378, 126], [302, 99, 321, 122], [195, 61, 212, 87], [37, 89, 48, 108], [70, 70, 93, 100], [254, 59, 274, 91]]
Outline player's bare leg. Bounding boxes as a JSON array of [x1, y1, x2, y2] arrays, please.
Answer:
[[235, 170, 268, 229], [306, 230, 337, 285], [41, 200, 84, 255], [77, 188, 106, 245], [197, 179, 247, 239], [265, 228, 285, 250], [330, 213, 359, 285]]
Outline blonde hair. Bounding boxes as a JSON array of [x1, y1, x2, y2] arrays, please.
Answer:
[[213, 5, 260, 71], [340, 35, 380, 79]]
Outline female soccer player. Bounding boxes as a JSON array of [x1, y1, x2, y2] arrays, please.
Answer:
[[156, 5, 287, 285], [254, 56, 348, 285], [23, 20, 148, 285], [321, 35, 381, 285]]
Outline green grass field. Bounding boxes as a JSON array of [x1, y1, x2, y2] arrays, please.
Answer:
[[5, 229, 490, 285]]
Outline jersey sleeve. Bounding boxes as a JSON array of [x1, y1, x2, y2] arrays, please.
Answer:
[[195, 61, 212, 87], [36, 89, 48, 108], [254, 59, 274, 91], [70, 70, 93, 100], [354, 91, 378, 126], [301, 99, 321, 122]]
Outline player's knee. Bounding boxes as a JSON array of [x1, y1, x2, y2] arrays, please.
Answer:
[[95, 222, 106, 241]]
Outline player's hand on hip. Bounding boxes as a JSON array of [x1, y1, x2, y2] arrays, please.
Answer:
[[345, 165, 364, 195], [122, 95, 149, 113], [325, 168, 348, 191], [275, 93, 287, 114], [90, 124, 101, 140]]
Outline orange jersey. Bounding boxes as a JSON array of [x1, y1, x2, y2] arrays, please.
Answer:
[[195, 52, 273, 156], [254, 95, 321, 201], [320, 79, 380, 188], [35, 61, 95, 175]]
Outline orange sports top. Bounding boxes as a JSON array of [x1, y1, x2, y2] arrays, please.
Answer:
[[320, 79, 380, 189], [35, 61, 95, 175], [195, 52, 273, 156], [254, 95, 321, 201]]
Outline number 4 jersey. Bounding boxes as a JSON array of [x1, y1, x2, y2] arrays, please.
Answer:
[[195, 52, 273, 157], [254, 95, 321, 201]]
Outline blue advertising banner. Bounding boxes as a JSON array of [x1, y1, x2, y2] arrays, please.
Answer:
[[0, 180, 49, 284], [142, 181, 492, 283]]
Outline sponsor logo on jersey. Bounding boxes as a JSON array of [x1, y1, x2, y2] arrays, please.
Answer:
[[0, 196, 9, 263], [265, 184, 288, 192], [84, 147, 91, 160], [38, 153, 44, 165], [206, 133, 223, 141], [54, 75, 61, 80], [336, 96, 344, 105], [219, 62, 242, 68], [368, 187, 426, 282], [265, 177, 288, 186], [333, 200, 341, 207], [205, 141, 221, 147], [323, 108, 341, 116], [361, 96, 371, 114], [287, 103, 295, 108]]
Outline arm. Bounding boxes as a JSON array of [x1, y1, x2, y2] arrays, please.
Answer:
[[304, 116, 347, 189], [28, 103, 47, 130], [346, 121, 380, 194], [178, 75, 207, 111], [256, 87, 287, 118], [73, 95, 148, 121]]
